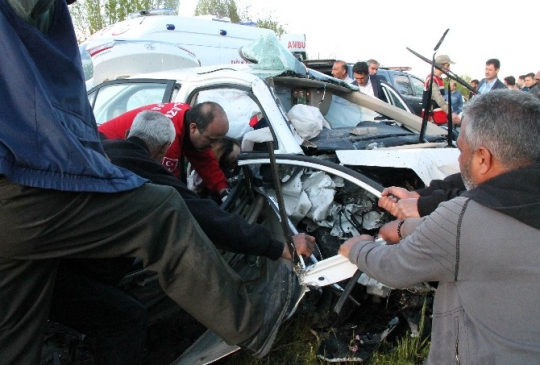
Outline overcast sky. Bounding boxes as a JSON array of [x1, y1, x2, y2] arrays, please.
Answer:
[[179, 0, 539, 81]]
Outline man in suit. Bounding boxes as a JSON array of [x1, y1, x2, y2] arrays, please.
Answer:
[[352, 61, 384, 100], [477, 58, 507, 94]]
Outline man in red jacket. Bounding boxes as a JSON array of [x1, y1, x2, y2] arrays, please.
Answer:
[[99, 101, 230, 196]]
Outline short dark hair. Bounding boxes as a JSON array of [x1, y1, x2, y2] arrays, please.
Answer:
[[213, 136, 240, 169], [185, 101, 225, 132], [486, 58, 500, 69], [471, 79, 480, 84], [504, 76, 516, 86], [526, 72, 535, 79], [352, 61, 369, 75], [519, 75, 527, 81]]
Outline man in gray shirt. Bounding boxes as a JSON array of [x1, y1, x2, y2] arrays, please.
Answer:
[[340, 89, 540, 364]]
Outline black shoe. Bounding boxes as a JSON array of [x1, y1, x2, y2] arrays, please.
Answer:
[[239, 258, 304, 358]]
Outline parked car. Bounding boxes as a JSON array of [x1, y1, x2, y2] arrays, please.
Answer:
[[303, 59, 426, 116], [43, 35, 459, 364]]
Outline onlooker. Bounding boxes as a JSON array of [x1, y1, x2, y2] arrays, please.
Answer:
[[331, 60, 353, 83], [99, 102, 231, 197], [525, 72, 539, 96], [518, 74, 528, 91], [422, 54, 460, 125], [366, 59, 380, 75], [534, 71, 540, 99], [341, 89, 540, 364], [0, 1, 302, 362], [503, 75, 519, 90], [445, 80, 464, 114], [477, 58, 506, 93], [352, 61, 384, 99], [468, 79, 479, 100]]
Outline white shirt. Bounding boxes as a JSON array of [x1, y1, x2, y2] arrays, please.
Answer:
[[358, 78, 375, 98], [344, 75, 354, 84]]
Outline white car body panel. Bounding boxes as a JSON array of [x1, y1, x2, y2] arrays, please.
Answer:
[[336, 148, 460, 185]]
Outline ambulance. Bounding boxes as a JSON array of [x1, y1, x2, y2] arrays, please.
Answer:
[[80, 9, 307, 88]]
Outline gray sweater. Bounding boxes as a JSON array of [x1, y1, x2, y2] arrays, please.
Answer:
[[349, 197, 540, 364]]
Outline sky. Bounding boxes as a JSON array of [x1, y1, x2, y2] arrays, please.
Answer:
[[178, 0, 539, 82]]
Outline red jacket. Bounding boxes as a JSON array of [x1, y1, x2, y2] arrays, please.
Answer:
[[422, 74, 447, 125], [98, 103, 228, 194]]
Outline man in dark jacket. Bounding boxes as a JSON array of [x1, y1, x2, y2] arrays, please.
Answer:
[[351, 61, 384, 100], [477, 58, 507, 93], [51, 111, 314, 363]]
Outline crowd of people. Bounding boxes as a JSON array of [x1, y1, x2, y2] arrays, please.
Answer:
[[1, 1, 539, 365]]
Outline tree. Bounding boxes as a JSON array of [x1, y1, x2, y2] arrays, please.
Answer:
[[70, 0, 180, 42], [194, 0, 240, 23], [194, 0, 286, 36], [257, 17, 285, 38]]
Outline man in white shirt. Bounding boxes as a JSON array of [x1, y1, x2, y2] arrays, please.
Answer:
[[352, 61, 382, 99], [331, 60, 354, 83]]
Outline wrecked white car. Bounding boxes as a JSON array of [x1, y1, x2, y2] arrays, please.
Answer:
[[42, 36, 459, 364]]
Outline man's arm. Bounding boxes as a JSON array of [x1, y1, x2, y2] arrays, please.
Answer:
[[415, 172, 465, 196], [185, 148, 229, 194], [340, 198, 468, 288]]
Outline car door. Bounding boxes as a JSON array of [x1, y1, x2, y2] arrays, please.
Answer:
[[378, 81, 414, 114], [87, 79, 179, 125]]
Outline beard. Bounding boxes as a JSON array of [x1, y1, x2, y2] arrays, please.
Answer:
[[460, 154, 476, 190]]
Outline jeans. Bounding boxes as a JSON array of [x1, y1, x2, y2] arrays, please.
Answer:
[[0, 177, 264, 364]]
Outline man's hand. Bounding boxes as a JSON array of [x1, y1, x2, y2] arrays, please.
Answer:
[[338, 234, 375, 258], [378, 187, 421, 219], [378, 220, 403, 244], [451, 112, 461, 125], [281, 233, 316, 260]]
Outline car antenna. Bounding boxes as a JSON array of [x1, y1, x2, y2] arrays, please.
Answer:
[[418, 29, 449, 143]]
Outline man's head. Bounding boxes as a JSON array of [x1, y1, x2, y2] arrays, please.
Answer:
[[525, 72, 537, 88], [128, 111, 176, 161], [186, 102, 229, 151], [503, 76, 516, 87], [331, 60, 349, 80], [450, 81, 457, 91], [470, 79, 480, 90], [458, 90, 540, 189], [352, 61, 370, 86], [366, 59, 379, 75], [435, 55, 454, 71], [518, 75, 527, 88], [484, 58, 500, 81]]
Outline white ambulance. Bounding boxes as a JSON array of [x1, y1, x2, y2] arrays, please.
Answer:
[[81, 9, 307, 73]]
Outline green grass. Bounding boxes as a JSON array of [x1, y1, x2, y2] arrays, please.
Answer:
[[219, 298, 431, 365]]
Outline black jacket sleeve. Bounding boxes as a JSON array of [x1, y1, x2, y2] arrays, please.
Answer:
[[415, 173, 466, 216], [105, 138, 285, 260]]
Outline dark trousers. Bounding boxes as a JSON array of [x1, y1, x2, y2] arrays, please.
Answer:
[[50, 264, 148, 365], [0, 178, 264, 364]]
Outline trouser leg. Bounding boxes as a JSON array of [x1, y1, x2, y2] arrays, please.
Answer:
[[50, 265, 147, 365], [0, 258, 58, 364], [0, 180, 264, 364]]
